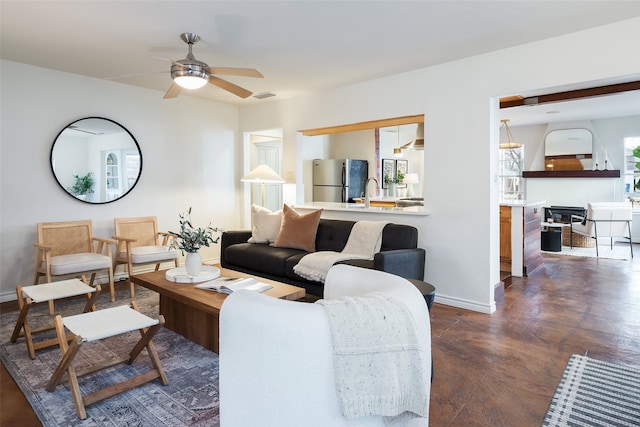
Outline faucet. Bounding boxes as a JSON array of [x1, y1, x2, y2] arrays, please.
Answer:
[[364, 178, 379, 208]]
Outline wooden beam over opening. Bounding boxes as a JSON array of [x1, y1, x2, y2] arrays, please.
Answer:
[[299, 114, 424, 136], [500, 81, 640, 109]]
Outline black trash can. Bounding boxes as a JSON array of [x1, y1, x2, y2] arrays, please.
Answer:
[[541, 228, 562, 252]]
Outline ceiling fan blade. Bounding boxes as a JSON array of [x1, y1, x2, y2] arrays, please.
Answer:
[[163, 83, 182, 99], [208, 76, 252, 98], [152, 55, 188, 68], [105, 70, 167, 80], [206, 67, 263, 78]]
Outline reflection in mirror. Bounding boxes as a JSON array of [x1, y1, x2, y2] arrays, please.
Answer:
[[544, 128, 593, 171], [51, 117, 142, 203]]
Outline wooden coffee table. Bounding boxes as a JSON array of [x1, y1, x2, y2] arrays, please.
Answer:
[[130, 266, 305, 353]]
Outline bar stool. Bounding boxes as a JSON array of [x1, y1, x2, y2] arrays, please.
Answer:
[[46, 301, 168, 419], [10, 279, 101, 359]]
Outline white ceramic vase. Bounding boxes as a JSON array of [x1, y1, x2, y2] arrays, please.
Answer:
[[185, 252, 202, 276], [388, 183, 397, 197]]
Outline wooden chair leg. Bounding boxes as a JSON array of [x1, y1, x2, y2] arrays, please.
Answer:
[[45, 272, 55, 315], [107, 265, 116, 302], [127, 259, 135, 299]]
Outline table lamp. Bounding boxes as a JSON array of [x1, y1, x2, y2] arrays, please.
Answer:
[[403, 173, 419, 197], [241, 165, 285, 206]]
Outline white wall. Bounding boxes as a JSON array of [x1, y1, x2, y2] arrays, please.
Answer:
[[0, 60, 243, 301], [240, 17, 640, 313], [2, 18, 639, 310]]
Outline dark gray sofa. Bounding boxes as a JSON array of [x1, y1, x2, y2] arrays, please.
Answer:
[[220, 218, 426, 297]]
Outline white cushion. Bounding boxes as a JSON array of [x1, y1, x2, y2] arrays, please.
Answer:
[[119, 245, 178, 264], [21, 279, 95, 303], [63, 305, 158, 342], [247, 204, 283, 243], [49, 253, 111, 276]]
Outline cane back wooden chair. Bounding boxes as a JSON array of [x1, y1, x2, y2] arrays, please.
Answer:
[[113, 216, 178, 298], [34, 220, 115, 311]]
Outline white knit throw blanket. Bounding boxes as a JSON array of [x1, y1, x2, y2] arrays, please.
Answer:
[[317, 293, 429, 425], [293, 221, 389, 283]]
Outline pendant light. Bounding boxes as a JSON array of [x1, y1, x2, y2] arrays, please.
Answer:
[[499, 119, 522, 149], [400, 123, 424, 150], [393, 125, 403, 157]]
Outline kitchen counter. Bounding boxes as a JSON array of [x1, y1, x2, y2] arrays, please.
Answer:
[[292, 202, 429, 216], [499, 200, 545, 207]]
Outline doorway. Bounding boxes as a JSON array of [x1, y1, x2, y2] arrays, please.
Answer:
[[247, 130, 283, 212]]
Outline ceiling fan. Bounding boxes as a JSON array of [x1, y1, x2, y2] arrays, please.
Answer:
[[160, 32, 263, 99]]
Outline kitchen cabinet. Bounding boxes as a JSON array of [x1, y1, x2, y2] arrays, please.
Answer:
[[500, 202, 544, 277]]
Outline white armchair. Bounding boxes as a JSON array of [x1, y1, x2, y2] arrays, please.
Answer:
[[219, 265, 431, 427], [570, 202, 633, 258]]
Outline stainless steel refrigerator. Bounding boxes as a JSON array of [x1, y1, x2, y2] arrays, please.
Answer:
[[313, 159, 368, 203]]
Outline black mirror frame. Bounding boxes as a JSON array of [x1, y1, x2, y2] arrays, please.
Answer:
[[50, 117, 143, 204]]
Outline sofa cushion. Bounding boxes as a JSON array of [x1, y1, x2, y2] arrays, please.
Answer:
[[380, 224, 418, 250], [225, 242, 305, 277], [248, 204, 283, 243], [315, 219, 355, 252], [272, 204, 322, 252]]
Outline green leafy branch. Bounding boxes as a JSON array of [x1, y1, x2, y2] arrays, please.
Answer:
[[170, 207, 221, 254]]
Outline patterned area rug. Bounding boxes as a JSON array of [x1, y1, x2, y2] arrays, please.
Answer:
[[542, 241, 636, 260], [0, 285, 220, 426], [543, 354, 640, 426]]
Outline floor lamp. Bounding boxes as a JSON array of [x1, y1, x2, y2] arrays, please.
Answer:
[[241, 165, 285, 206]]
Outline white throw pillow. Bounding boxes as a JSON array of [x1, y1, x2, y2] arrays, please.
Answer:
[[248, 204, 283, 243]]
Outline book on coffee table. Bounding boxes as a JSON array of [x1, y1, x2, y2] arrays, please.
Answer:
[[194, 276, 273, 294]]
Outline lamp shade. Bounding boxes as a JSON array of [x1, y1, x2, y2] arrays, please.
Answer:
[[241, 165, 285, 183], [402, 173, 419, 185], [400, 123, 424, 150]]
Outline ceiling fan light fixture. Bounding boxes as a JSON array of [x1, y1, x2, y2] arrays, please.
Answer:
[[174, 75, 208, 89], [172, 66, 209, 89]]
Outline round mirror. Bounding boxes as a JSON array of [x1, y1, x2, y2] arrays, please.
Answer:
[[50, 117, 142, 204]]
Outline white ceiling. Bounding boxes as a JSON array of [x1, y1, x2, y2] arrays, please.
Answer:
[[2, 1, 640, 124]]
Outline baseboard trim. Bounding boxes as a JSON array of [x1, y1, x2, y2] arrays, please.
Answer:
[[435, 294, 496, 314]]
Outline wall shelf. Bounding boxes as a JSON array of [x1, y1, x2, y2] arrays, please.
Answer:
[[522, 170, 620, 178]]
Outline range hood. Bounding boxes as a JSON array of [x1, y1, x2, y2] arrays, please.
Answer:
[[400, 123, 424, 150]]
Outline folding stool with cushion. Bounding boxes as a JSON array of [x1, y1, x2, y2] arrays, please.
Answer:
[[46, 301, 168, 420], [34, 220, 115, 311], [113, 216, 179, 298], [11, 279, 100, 359]]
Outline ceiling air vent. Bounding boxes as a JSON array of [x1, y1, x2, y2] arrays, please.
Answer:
[[253, 92, 276, 99]]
